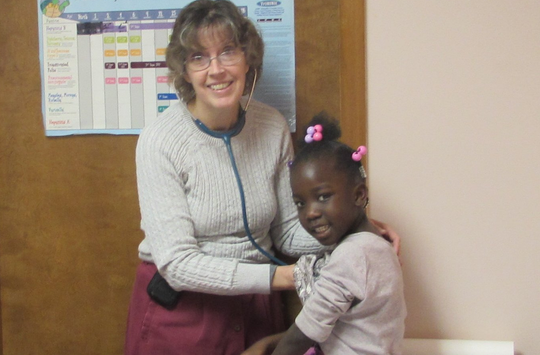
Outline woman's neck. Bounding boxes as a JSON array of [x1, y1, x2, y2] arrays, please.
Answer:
[[187, 100, 240, 132]]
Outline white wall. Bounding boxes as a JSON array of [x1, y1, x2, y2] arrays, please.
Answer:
[[366, 1, 540, 355]]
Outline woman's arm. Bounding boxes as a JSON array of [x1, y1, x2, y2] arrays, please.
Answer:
[[370, 218, 401, 256], [271, 264, 295, 291]]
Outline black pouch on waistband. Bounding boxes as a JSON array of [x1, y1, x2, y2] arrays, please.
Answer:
[[147, 271, 181, 310]]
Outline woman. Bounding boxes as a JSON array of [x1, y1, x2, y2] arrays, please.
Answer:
[[124, 1, 400, 354]]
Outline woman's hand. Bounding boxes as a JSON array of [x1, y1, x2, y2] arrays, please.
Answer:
[[271, 264, 295, 291], [370, 218, 401, 257], [241, 333, 284, 355]]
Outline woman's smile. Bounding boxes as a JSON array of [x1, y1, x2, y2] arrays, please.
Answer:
[[208, 81, 233, 91]]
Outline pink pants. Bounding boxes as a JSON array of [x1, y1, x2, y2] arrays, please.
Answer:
[[124, 262, 286, 355]]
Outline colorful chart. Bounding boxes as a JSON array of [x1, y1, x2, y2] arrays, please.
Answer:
[[38, 0, 297, 136]]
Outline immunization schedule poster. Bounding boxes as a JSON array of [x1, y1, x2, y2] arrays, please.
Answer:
[[38, 0, 296, 136]]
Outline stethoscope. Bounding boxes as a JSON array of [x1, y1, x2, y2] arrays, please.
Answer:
[[193, 113, 287, 266], [189, 70, 287, 266]]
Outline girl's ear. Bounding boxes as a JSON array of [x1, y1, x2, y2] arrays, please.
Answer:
[[354, 183, 368, 207]]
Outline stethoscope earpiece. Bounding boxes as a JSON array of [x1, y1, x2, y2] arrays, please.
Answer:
[[243, 68, 257, 112]]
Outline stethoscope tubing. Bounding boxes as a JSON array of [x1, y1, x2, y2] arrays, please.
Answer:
[[222, 135, 287, 266], [194, 115, 287, 266]]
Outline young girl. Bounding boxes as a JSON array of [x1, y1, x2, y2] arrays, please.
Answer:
[[272, 112, 407, 355]]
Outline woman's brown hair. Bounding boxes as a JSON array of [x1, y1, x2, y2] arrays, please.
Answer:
[[166, 0, 264, 102]]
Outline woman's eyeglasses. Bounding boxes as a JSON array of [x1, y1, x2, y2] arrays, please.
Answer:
[[185, 48, 244, 72]]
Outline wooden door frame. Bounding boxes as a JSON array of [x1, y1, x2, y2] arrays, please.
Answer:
[[293, 0, 365, 147], [340, 0, 366, 148]]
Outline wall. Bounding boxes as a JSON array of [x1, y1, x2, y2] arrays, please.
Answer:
[[366, 1, 540, 355]]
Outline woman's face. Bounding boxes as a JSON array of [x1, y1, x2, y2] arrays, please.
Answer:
[[183, 27, 249, 117]]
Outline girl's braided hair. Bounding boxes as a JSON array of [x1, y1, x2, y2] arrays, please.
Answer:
[[291, 111, 366, 183]]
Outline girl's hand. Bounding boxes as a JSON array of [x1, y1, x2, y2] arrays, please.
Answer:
[[271, 264, 295, 291], [370, 218, 401, 257], [240, 333, 284, 355]]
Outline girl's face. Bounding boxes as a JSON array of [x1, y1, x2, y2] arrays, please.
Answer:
[[183, 27, 249, 118], [290, 159, 367, 246]]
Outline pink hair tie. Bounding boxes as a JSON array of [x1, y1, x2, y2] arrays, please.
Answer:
[[352, 145, 367, 161], [304, 124, 323, 143]]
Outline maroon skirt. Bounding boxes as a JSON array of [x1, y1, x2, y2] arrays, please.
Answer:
[[124, 262, 286, 355]]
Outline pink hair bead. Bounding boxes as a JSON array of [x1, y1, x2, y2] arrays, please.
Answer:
[[352, 145, 367, 161], [358, 146, 367, 155], [305, 124, 324, 143]]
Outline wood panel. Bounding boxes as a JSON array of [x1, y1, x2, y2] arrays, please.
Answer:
[[294, 0, 341, 143], [0, 1, 142, 354], [340, 0, 367, 149], [0, 0, 365, 353]]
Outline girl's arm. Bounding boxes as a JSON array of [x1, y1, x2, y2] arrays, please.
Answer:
[[271, 324, 314, 355], [240, 333, 285, 355]]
